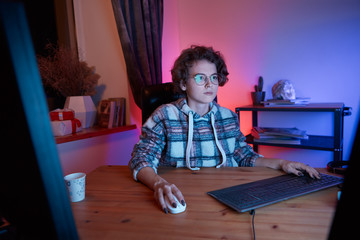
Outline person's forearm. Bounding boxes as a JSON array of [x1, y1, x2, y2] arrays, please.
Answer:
[[136, 167, 166, 191], [255, 157, 287, 170]]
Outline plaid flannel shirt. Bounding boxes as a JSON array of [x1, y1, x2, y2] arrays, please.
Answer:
[[129, 98, 262, 180]]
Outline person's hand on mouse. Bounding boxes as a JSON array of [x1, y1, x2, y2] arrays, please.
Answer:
[[153, 178, 186, 214], [280, 160, 320, 179]]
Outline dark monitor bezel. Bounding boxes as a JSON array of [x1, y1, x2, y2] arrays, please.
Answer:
[[0, 2, 78, 239]]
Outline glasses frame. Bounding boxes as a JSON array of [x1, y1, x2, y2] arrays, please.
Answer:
[[190, 73, 222, 86]]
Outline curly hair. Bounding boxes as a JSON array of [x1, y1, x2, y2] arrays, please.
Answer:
[[171, 45, 229, 93]]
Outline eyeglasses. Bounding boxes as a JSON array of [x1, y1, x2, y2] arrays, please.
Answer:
[[191, 73, 222, 86]]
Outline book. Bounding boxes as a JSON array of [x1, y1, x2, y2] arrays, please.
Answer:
[[251, 127, 308, 139], [263, 97, 311, 103], [97, 100, 116, 128], [108, 98, 120, 127], [109, 97, 126, 126], [263, 103, 308, 107], [253, 137, 301, 145], [262, 98, 310, 107], [251, 127, 303, 145]]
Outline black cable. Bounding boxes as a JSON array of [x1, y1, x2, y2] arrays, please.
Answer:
[[249, 209, 256, 240]]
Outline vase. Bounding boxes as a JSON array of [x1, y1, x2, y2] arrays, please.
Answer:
[[251, 92, 265, 106], [64, 96, 96, 128]]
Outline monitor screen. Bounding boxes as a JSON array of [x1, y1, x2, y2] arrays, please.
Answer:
[[0, 2, 78, 239], [328, 112, 359, 239]]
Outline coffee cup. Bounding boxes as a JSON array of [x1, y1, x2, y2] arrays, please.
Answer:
[[64, 172, 86, 202]]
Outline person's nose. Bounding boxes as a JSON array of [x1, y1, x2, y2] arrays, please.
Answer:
[[204, 77, 213, 88]]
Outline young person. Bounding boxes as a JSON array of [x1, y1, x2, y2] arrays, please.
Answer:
[[129, 45, 320, 214]]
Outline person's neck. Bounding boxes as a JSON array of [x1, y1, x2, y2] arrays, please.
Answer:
[[186, 99, 210, 117]]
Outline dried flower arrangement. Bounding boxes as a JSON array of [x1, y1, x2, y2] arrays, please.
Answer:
[[37, 44, 100, 97]]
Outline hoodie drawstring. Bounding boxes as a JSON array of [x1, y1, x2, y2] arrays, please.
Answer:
[[211, 112, 227, 168], [185, 111, 227, 171], [185, 111, 200, 170]]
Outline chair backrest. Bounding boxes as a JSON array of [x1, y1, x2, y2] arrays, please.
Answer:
[[141, 82, 185, 124]]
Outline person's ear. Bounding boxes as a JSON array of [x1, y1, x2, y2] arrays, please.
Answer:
[[180, 80, 187, 91]]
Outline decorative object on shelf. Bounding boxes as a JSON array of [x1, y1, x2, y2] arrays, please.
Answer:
[[97, 100, 116, 129], [64, 96, 97, 128], [264, 80, 310, 107], [37, 44, 100, 97], [51, 119, 82, 136], [49, 108, 75, 121], [97, 97, 126, 129], [251, 76, 265, 105], [37, 44, 100, 111], [272, 80, 296, 100], [37, 44, 100, 128], [49, 108, 82, 136]]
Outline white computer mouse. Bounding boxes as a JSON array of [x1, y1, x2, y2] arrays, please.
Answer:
[[165, 196, 186, 214]]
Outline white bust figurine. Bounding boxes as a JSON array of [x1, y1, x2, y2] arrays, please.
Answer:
[[272, 80, 296, 100]]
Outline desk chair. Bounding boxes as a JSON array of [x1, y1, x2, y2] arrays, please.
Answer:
[[141, 83, 185, 124], [141, 82, 218, 124]]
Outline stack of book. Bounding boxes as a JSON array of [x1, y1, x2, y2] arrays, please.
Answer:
[[261, 98, 310, 107], [97, 97, 126, 128], [251, 127, 308, 144]]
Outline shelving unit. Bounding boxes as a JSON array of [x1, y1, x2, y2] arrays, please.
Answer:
[[55, 124, 137, 144], [235, 103, 351, 162]]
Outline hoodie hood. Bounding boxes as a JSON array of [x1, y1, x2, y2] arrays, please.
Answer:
[[176, 97, 218, 119], [174, 98, 227, 171]]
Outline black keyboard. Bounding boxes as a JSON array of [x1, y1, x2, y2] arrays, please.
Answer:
[[208, 173, 343, 212]]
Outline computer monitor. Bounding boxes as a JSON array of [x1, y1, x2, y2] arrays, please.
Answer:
[[328, 111, 359, 239], [0, 2, 78, 239]]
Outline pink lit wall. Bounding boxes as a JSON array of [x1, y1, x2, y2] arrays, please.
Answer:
[[162, 0, 360, 166]]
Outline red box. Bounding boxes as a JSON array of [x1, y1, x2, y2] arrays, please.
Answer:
[[50, 108, 75, 121]]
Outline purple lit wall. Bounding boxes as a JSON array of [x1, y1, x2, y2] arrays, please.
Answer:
[[162, 0, 360, 167]]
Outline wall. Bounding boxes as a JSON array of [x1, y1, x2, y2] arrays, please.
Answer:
[[58, 0, 141, 174], [59, 0, 360, 174], [162, 0, 360, 167], [57, 130, 137, 175]]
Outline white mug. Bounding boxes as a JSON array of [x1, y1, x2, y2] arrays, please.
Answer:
[[64, 172, 86, 202]]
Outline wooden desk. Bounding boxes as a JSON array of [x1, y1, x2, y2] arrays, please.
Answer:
[[71, 166, 339, 239]]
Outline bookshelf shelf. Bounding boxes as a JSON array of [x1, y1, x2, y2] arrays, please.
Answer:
[[55, 124, 137, 144], [235, 103, 350, 162], [245, 134, 335, 151]]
